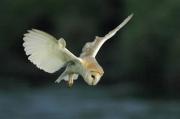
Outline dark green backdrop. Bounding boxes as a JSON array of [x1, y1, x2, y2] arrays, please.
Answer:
[[0, 0, 180, 118]]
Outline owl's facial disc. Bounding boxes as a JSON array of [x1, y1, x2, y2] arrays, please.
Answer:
[[84, 71, 103, 86], [81, 57, 104, 86]]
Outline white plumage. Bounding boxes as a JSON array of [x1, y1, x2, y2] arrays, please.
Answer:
[[23, 29, 80, 73], [23, 14, 133, 86]]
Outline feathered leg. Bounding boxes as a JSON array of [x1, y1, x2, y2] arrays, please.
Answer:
[[67, 74, 74, 87]]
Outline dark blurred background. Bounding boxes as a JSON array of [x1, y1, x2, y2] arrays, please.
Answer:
[[1, 0, 180, 119]]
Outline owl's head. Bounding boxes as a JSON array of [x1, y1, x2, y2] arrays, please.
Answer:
[[82, 57, 104, 85]]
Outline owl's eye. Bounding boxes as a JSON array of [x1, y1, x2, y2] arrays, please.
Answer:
[[91, 74, 96, 80]]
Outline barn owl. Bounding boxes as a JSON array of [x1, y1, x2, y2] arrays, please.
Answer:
[[23, 14, 133, 86]]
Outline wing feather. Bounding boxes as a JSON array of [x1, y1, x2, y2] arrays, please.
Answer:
[[23, 29, 80, 73], [80, 14, 133, 57]]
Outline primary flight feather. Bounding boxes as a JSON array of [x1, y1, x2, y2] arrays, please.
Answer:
[[23, 14, 133, 86]]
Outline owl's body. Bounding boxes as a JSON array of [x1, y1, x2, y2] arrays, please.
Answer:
[[55, 56, 103, 86], [23, 14, 133, 86]]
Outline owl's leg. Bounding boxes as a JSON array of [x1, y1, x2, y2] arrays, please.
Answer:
[[67, 73, 79, 87], [68, 73, 79, 87], [67, 74, 74, 87]]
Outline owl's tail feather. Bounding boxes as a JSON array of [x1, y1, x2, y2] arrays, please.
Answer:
[[54, 72, 66, 83]]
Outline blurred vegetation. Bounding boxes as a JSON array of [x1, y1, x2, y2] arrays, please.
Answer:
[[0, 0, 180, 97]]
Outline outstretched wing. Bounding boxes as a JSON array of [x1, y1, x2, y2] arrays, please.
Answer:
[[80, 14, 133, 57], [23, 29, 81, 73]]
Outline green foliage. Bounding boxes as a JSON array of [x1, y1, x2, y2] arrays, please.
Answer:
[[0, 0, 180, 94]]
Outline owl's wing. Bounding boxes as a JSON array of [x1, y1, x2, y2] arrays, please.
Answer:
[[80, 14, 133, 57], [23, 29, 81, 73]]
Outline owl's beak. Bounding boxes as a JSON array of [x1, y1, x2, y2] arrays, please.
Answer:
[[92, 74, 101, 85]]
